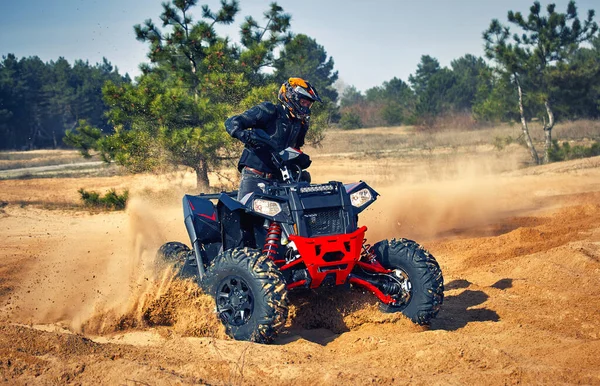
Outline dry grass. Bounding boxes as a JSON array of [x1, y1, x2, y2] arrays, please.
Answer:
[[544, 119, 600, 141], [2, 119, 598, 189], [307, 119, 600, 158], [0, 149, 99, 170], [305, 123, 524, 156]]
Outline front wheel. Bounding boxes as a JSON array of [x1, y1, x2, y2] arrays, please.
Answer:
[[371, 239, 444, 325], [202, 248, 288, 343]]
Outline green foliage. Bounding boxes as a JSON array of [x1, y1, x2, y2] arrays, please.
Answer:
[[449, 54, 491, 112], [548, 35, 600, 119], [409, 55, 441, 96], [366, 77, 415, 126], [473, 69, 519, 122], [340, 53, 490, 129], [340, 86, 365, 108], [0, 55, 129, 150], [482, 1, 599, 163], [414, 67, 456, 120], [339, 111, 363, 130], [101, 0, 302, 190], [409, 54, 491, 125], [274, 34, 338, 101], [238, 84, 279, 110], [238, 2, 292, 87], [548, 140, 600, 161], [78, 188, 129, 210], [482, 3, 599, 118], [493, 135, 515, 150], [63, 120, 103, 158], [381, 103, 404, 126]]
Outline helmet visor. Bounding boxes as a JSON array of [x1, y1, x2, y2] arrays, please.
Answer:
[[294, 85, 318, 102], [298, 97, 313, 108]]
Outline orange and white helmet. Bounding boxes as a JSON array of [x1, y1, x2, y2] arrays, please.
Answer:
[[278, 77, 322, 120]]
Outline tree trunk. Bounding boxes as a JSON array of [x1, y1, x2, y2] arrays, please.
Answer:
[[542, 100, 555, 164], [28, 124, 39, 150], [28, 105, 41, 150], [194, 158, 210, 193], [516, 77, 540, 165]]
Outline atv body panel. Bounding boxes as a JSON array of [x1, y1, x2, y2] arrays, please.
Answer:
[[184, 179, 381, 287], [183, 194, 220, 245], [161, 148, 443, 341]]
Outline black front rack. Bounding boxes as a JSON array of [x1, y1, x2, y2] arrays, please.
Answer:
[[197, 191, 238, 200]]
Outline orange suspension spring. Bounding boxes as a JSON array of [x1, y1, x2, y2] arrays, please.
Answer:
[[263, 222, 282, 261]]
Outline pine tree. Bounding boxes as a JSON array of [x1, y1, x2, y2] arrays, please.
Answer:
[[409, 55, 441, 96], [96, 0, 294, 191], [484, 1, 599, 164], [0, 54, 128, 150], [449, 54, 491, 112]]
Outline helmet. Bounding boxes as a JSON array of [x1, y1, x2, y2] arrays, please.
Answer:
[[278, 77, 322, 120]]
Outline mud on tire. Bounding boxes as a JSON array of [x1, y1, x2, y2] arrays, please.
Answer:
[[156, 241, 197, 278], [202, 248, 288, 344], [373, 239, 444, 325]]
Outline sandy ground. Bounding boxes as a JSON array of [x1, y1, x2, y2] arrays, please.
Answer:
[[1, 152, 600, 385]]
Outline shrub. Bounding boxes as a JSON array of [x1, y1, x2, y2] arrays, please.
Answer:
[[493, 135, 514, 151], [339, 111, 363, 130], [381, 104, 404, 126], [78, 188, 129, 210], [548, 140, 600, 162]]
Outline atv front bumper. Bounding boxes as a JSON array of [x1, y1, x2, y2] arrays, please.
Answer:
[[282, 226, 367, 288]]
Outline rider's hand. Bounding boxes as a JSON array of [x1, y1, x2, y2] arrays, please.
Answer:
[[296, 153, 311, 169], [233, 130, 251, 144], [234, 129, 275, 150], [248, 130, 275, 150]]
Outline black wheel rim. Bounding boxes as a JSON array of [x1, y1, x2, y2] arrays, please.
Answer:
[[216, 275, 254, 327]]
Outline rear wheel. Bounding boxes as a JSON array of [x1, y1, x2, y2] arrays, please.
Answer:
[[371, 238, 444, 325], [203, 248, 288, 343], [156, 241, 198, 278]]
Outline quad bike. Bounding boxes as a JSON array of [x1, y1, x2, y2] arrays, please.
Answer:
[[158, 147, 444, 343]]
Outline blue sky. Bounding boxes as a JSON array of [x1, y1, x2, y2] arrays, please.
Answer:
[[1, 0, 598, 92]]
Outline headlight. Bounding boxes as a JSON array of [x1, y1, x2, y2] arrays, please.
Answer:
[[350, 188, 372, 207], [253, 199, 282, 216], [299, 184, 334, 193]]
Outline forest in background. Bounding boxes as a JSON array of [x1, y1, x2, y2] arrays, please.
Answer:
[[338, 36, 600, 131], [0, 0, 599, 187], [0, 56, 130, 150]]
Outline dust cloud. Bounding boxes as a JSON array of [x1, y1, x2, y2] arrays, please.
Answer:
[[359, 153, 560, 243], [5, 190, 223, 338], [3, 153, 581, 336]]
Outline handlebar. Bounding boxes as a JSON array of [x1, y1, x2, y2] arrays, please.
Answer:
[[270, 147, 311, 183]]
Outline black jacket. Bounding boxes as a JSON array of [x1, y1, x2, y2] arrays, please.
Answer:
[[225, 101, 309, 173]]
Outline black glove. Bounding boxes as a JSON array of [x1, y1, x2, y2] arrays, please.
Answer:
[[296, 153, 312, 169], [233, 130, 251, 143], [237, 129, 275, 150]]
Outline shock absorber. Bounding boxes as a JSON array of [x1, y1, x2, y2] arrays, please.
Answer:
[[263, 222, 282, 261], [361, 239, 377, 262]]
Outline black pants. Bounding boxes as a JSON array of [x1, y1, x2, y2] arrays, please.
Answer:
[[237, 168, 277, 201]]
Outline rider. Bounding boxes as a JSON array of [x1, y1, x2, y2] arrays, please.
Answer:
[[225, 77, 322, 200]]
